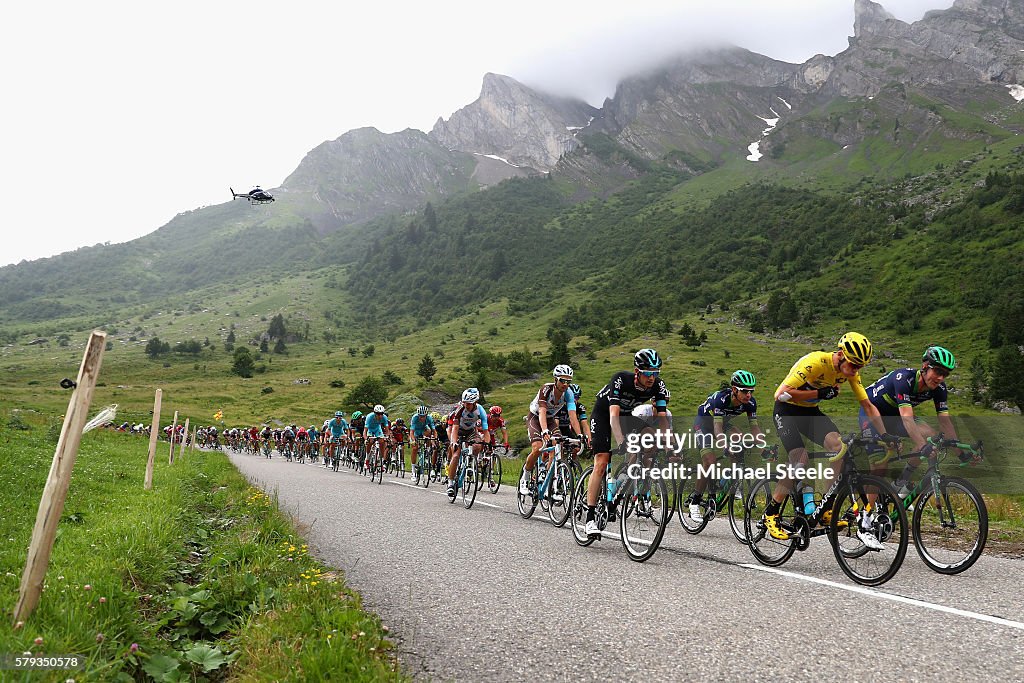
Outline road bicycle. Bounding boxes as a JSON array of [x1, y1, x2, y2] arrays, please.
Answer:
[[744, 435, 909, 586], [447, 440, 479, 509], [570, 455, 669, 562], [477, 442, 503, 494], [365, 440, 385, 484], [517, 435, 577, 527], [388, 441, 406, 478], [413, 437, 438, 488]]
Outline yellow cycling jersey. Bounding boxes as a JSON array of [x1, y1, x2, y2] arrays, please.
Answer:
[[779, 351, 868, 408]]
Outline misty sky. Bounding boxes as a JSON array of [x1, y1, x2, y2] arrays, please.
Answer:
[[1, 0, 956, 267]]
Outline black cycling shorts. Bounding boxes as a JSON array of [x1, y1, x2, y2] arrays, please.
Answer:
[[590, 400, 652, 454], [772, 401, 839, 454]]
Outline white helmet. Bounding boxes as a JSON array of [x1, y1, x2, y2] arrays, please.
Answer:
[[552, 364, 574, 379], [373, 404, 385, 414], [461, 387, 480, 403]]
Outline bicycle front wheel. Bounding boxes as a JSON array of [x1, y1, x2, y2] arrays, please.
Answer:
[[547, 462, 574, 528], [829, 474, 908, 586], [727, 478, 754, 544], [619, 472, 668, 562], [744, 478, 798, 567], [462, 463, 478, 509], [913, 476, 987, 575], [488, 454, 502, 494]]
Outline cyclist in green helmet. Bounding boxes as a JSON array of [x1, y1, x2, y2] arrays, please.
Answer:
[[861, 345, 969, 496], [686, 370, 769, 523]]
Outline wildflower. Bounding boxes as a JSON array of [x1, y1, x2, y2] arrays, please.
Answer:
[[83, 584, 92, 591], [14, 621, 23, 630], [34, 637, 43, 645], [99, 597, 107, 604], [96, 633, 105, 643], [130, 643, 139, 654]]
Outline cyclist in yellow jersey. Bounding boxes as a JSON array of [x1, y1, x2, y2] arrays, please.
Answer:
[[763, 332, 898, 549]]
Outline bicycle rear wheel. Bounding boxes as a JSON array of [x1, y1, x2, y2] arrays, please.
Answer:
[[619, 472, 668, 562], [744, 478, 798, 567], [913, 476, 987, 575], [677, 480, 713, 535], [829, 474, 908, 586], [547, 462, 573, 528]]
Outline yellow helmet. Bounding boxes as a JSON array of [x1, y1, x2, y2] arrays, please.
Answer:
[[838, 332, 873, 366]]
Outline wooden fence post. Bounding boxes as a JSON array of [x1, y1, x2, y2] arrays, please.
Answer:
[[14, 331, 106, 623], [168, 411, 178, 464], [179, 418, 190, 460], [144, 389, 162, 490]]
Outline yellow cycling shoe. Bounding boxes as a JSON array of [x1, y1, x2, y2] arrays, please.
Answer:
[[819, 509, 850, 529], [763, 513, 791, 540]]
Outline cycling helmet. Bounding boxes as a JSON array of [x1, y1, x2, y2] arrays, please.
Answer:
[[552, 364, 574, 379], [334, 411, 344, 417], [634, 348, 663, 371], [373, 404, 385, 414], [351, 411, 363, 420], [730, 370, 756, 389], [309, 425, 315, 429], [462, 387, 480, 403], [395, 418, 404, 426], [489, 405, 502, 416], [837, 332, 872, 366], [569, 383, 581, 397], [416, 405, 428, 416], [923, 346, 956, 371]]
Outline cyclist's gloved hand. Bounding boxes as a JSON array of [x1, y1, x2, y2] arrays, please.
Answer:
[[615, 442, 628, 456], [760, 447, 775, 461], [503, 441, 509, 448], [817, 386, 840, 400], [879, 432, 901, 446], [919, 442, 935, 458]]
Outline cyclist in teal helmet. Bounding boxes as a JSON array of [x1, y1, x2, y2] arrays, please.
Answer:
[[686, 370, 769, 524], [862, 345, 969, 496]]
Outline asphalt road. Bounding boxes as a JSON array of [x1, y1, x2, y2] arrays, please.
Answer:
[[226, 450, 1024, 682]]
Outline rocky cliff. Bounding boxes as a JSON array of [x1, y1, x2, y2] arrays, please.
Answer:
[[430, 73, 600, 170]]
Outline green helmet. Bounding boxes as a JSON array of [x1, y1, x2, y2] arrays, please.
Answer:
[[730, 370, 756, 389], [351, 411, 363, 420], [923, 346, 956, 371]]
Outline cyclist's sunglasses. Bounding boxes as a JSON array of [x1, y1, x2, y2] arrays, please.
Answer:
[[737, 388, 754, 395], [637, 370, 660, 378], [556, 377, 572, 384], [928, 365, 951, 378]]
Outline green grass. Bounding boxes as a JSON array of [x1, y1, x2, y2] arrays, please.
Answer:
[[0, 422, 401, 682]]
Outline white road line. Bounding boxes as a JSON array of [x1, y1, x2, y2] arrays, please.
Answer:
[[740, 563, 1024, 632], [385, 479, 503, 508]]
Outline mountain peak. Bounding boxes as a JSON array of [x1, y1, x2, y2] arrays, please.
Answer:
[[854, 0, 901, 39], [430, 73, 598, 170]]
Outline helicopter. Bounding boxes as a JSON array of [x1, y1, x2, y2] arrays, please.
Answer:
[[231, 186, 275, 205]]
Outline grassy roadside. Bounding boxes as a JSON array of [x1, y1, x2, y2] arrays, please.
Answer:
[[0, 419, 402, 682]]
